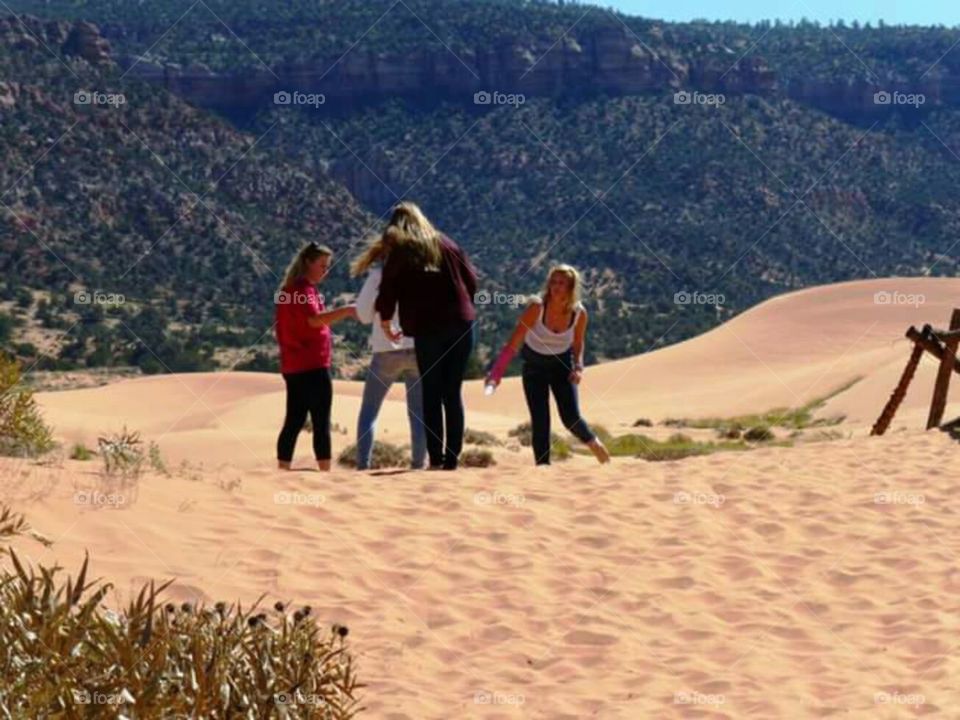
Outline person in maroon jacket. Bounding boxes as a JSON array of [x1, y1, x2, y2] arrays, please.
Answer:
[[375, 202, 478, 470], [275, 242, 357, 471]]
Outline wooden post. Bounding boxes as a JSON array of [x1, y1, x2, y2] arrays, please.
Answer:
[[906, 325, 960, 374], [926, 309, 960, 430], [871, 331, 927, 436]]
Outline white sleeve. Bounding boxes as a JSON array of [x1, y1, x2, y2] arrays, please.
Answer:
[[355, 272, 378, 325]]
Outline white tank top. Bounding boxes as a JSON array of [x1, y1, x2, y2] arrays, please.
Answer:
[[524, 301, 581, 355]]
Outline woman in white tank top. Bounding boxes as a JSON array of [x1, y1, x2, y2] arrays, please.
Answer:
[[486, 265, 610, 465]]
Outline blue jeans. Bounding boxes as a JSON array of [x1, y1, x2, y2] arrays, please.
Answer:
[[356, 349, 427, 469]]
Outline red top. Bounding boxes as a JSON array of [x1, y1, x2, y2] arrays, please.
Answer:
[[275, 277, 332, 374]]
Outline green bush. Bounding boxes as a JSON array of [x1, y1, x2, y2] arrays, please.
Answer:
[[0, 505, 363, 718], [508, 422, 572, 461], [68, 442, 94, 461], [463, 428, 500, 446], [0, 353, 54, 458]]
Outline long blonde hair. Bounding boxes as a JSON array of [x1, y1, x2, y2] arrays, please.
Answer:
[[380, 201, 443, 270], [350, 234, 389, 277], [542, 264, 582, 315], [280, 242, 332, 291]]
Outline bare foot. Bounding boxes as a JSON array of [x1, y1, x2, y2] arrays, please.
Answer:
[[278, 460, 292, 471], [317, 459, 331, 472], [587, 439, 611, 464]]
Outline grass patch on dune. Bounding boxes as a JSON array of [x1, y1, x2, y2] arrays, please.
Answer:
[[661, 377, 861, 433], [0, 352, 54, 458], [0, 504, 364, 717]]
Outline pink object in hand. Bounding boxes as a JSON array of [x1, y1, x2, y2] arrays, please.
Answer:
[[488, 345, 516, 385]]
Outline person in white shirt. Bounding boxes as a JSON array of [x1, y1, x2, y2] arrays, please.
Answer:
[[351, 236, 427, 470]]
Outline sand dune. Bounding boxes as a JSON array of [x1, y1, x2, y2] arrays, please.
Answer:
[[6, 276, 960, 718]]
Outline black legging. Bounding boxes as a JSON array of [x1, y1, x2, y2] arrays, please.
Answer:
[[277, 367, 332, 462], [414, 321, 475, 469], [521, 346, 596, 465]]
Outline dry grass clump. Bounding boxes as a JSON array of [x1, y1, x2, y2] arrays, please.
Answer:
[[98, 426, 146, 480], [0, 352, 54, 458], [0, 504, 364, 718], [337, 440, 407, 469], [460, 447, 496, 468], [508, 423, 572, 461], [463, 428, 501, 446]]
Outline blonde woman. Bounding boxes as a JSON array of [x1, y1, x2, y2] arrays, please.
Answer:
[[351, 235, 426, 470], [487, 265, 610, 465], [375, 202, 478, 471], [275, 242, 357, 471]]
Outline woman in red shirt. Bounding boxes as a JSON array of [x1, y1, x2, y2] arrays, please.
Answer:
[[275, 242, 356, 471]]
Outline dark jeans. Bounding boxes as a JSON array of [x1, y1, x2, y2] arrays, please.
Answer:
[[521, 345, 596, 465], [414, 320, 475, 469], [277, 367, 332, 462]]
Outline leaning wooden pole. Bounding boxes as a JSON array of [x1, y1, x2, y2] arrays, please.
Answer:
[[871, 329, 928, 436], [906, 325, 960, 374], [926, 308, 960, 430]]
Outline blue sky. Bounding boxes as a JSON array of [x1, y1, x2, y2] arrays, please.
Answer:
[[606, 0, 960, 27]]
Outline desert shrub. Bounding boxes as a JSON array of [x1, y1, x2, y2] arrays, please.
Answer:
[[337, 440, 406, 469], [463, 428, 500, 446], [69, 442, 94, 460], [508, 422, 571, 460], [148, 441, 169, 475], [460, 447, 496, 467], [633, 418, 653, 427], [98, 427, 145, 479], [0, 352, 55, 458], [744, 425, 775, 442], [0, 544, 363, 717], [717, 426, 742, 440]]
